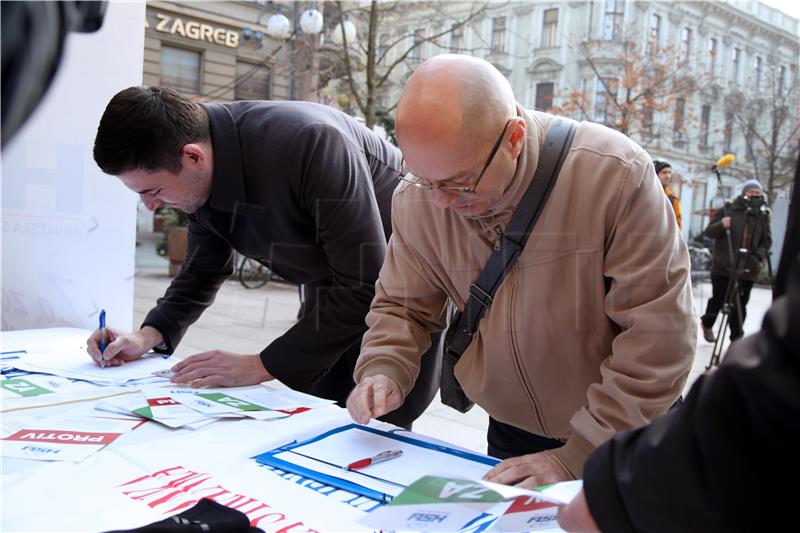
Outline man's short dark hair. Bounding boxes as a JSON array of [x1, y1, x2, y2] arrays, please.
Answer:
[[653, 160, 671, 174], [93, 86, 209, 175]]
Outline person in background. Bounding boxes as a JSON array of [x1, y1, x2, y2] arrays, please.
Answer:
[[346, 55, 695, 487], [85, 86, 441, 428], [654, 160, 682, 230], [700, 179, 772, 343]]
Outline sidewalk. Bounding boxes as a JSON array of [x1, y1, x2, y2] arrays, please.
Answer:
[[133, 240, 773, 455]]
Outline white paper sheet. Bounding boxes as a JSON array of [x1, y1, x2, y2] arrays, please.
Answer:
[[161, 387, 298, 420], [0, 327, 92, 354], [14, 349, 173, 384], [249, 385, 337, 410], [162, 384, 334, 413], [1, 406, 144, 462]]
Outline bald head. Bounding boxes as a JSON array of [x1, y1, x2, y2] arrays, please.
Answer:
[[396, 55, 516, 154]]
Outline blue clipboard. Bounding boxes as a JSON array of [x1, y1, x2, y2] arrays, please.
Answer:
[[253, 423, 499, 503]]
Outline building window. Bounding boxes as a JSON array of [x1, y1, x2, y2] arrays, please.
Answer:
[[724, 111, 734, 153], [450, 24, 464, 53], [235, 62, 270, 101], [410, 29, 425, 62], [595, 77, 616, 124], [491, 16, 506, 54], [673, 97, 686, 141], [535, 82, 554, 110], [779, 65, 787, 97], [680, 26, 692, 63], [160, 45, 201, 94], [603, 0, 624, 41], [648, 13, 661, 55], [731, 47, 741, 85], [700, 104, 711, 147], [754, 56, 763, 91], [707, 37, 718, 76], [542, 9, 558, 48]]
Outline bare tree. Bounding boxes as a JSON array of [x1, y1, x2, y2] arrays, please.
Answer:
[[555, 29, 706, 140], [318, 1, 494, 131], [726, 65, 799, 203]]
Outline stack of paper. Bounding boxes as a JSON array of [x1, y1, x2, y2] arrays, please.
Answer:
[[96, 390, 217, 430], [13, 349, 174, 385], [1, 405, 146, 462], [167, 385, 334, 418], [96, 385, 335, 429]]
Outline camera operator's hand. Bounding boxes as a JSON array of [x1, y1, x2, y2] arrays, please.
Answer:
[[722, 216, 732, 229]]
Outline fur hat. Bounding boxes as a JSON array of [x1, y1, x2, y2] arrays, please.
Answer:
[[653, 160, 671, 174]]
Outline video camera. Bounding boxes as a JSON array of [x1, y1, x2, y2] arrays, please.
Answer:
[[743, 194, 768, 214]]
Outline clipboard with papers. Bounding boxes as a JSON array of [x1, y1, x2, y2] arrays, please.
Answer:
[[253, 423, 499, 503]]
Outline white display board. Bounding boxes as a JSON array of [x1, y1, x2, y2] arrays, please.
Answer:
[[1, 2, 145, 331]]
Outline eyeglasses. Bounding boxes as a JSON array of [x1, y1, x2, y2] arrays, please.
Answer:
[[396, 117, 514, 194]]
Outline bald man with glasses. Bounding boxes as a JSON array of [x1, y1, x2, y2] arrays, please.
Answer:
[[347, 55, 695, 487]]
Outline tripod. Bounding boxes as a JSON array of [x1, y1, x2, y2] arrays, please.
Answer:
[[706, 202, 770, 368]]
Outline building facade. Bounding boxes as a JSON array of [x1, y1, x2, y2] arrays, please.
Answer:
[[137, 0, 335, 234], [372, 0, 799, 243], [140, 1, 797, 250], [142, 1, 330, 104]]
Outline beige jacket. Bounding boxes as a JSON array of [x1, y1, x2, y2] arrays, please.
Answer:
[[354, 108, 696, 476]]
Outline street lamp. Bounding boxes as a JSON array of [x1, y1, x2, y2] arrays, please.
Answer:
[[299, 9, 324, 35], [261, 9, 324, 40], [331, 19, 357, 46], [240, 6, 359, 102], [264, 14, 291, 39]]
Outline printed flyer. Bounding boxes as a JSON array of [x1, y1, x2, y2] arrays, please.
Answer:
[[360, 475, 580, 532]]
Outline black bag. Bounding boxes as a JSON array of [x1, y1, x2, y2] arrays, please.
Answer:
[[103, 498, 264, 533], [440, 117, 577, 413]]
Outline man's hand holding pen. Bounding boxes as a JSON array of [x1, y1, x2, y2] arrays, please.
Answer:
[[87, 324, 163, 367]]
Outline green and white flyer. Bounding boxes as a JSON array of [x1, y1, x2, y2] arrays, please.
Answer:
[[360, 475, 580, 532]]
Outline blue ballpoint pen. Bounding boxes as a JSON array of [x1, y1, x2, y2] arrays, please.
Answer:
[[98, 309, 108, 368]]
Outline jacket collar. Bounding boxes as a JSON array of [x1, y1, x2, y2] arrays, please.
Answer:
[[203, 103, 247, 214], [473, 104, 546, 223]]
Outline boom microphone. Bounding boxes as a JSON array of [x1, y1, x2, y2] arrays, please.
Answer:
[[712, 154, 735, 170]]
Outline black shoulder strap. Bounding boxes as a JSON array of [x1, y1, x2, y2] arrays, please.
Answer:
[[446, 117, 577, 358]]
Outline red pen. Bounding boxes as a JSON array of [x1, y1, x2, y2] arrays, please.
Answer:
[[345, 450, 403, 470]]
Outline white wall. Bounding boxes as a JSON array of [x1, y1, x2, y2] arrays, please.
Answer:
[[1, 2, 145, 332]]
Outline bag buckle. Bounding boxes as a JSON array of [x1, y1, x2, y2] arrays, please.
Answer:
[[469, 283, 492, 308]]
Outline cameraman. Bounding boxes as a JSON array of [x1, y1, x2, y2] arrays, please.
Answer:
[[700, 180, 771, 342]]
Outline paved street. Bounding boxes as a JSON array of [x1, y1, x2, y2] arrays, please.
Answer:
[[133, 239, 774, 455]]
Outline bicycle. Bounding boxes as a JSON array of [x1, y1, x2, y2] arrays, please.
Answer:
[[236, 254, 306, 320], [238, 255, 272, 289]]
